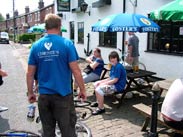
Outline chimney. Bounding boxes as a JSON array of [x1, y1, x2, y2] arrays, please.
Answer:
[[14, 10, 19, 17], [25, 6, 30, 13], [6, 13, 10, 19], [38, 0, 44, 9]]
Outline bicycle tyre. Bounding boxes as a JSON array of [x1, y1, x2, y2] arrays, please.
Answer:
[[74, 100, 91, 107], [0, 129, 41, 137], [75, 121, 92, 137], [139, 62, 146, 70], [55, 121, 92, 137]]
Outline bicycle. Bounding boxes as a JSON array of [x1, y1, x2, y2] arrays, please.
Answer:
[[117, 48, 146, 71], [0, 98, 92, 137], [0, 130, 40, 137], [35, 98, 93, 137], [0, 105, 41, 137]]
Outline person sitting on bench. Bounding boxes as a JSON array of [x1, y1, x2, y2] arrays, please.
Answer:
[[73, 48, 104, 95], [91, 51, 126, 115], [161, 77, 183, 131]]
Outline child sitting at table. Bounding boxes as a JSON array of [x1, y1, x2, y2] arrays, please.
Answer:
[[91, 51, 126, 115]]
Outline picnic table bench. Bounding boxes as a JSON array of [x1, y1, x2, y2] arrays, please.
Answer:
[[133, 79, 183, 135], [133, 103, 183, 135], [114, 69, 164, 108]]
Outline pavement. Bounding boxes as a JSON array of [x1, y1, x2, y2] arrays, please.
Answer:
[[0, 42, 175, 137]]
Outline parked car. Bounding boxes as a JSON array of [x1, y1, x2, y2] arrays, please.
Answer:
[[0, 32, 9, 44]]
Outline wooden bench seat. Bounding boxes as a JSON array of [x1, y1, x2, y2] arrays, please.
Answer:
[[133, 103, 183, 135]]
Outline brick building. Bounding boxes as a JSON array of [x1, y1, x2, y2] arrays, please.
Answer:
[[0, 0, 54, 35]]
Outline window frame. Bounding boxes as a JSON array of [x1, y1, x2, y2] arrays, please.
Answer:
[[77, 22, 84, 44], [147, 20, 183, 56], [98, 32, 117, 48]]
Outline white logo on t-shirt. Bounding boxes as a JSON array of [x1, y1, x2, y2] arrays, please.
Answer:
[[44, 42, 52, 50]]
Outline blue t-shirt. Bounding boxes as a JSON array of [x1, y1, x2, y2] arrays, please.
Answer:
[[28, 34, 79, 96], [109, 63, 126, 91], [92, 57, 104, 76]]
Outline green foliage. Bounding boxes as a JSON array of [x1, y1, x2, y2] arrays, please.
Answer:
[[18, 33, 36, 43], [0, 13, 5, 21]]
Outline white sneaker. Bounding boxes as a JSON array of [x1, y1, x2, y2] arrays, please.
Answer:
[[0, 106, 8, 112]]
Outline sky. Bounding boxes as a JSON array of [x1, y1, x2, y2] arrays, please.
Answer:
[[0, 0, 54, 18]]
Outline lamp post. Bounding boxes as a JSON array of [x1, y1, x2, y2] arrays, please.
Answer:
[[13, 0, 16, 42]]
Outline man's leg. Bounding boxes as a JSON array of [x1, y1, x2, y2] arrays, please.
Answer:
[[53, 94, 77, 137], [38, 95, 56, 137]]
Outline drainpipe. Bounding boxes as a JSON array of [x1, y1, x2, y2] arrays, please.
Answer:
[[122, 0, 126, 60]]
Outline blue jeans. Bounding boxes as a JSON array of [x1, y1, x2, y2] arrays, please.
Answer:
[[38, 94, 77, 137]]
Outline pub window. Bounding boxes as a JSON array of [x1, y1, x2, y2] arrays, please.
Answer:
[[78, 22, 84, 44], [147, 21, 183, 55], [78, 0, 84, 7], [70, 21, 75, 43], [99, 32, 117, 48]]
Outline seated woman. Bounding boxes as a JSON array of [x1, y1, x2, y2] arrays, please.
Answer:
[[92, 51, 126, 115], [73, 48, 104, 94], [161, 77, 183, 132]]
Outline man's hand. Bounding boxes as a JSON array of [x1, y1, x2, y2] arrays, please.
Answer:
[[28, 93, 37, 103], [0, 70, 8, 77], [78, 91, 87, 101]]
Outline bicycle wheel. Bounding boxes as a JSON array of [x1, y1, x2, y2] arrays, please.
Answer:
[[0, 129, 41, 137], [75, 121, 92, 137], [55, 121, 92, 137], [74, 100, 91, 107], [139, 62, 146, 70], [75, 106, 92, 121]]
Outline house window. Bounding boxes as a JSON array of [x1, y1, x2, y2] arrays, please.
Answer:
[[99, 32, 117, 48], [147, 21, 183, 55], [78, 22, 84, 44], [70, 21, 75, 43]]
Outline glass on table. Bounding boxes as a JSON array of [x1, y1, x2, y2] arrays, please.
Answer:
[[107, 63, 112, 70], [133, 65, 139, 73]]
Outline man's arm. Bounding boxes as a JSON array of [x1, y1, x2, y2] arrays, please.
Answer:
[[127, 45, 133, 64], [69, 61, 87, 100], [0, 69, 8, 77], [26, 65, 37, 103]]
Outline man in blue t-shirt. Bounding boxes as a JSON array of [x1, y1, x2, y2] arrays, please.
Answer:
[[26, 13, 86, 137]]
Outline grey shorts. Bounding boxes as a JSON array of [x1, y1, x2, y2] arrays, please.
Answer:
[[95, 85, 117, 96]]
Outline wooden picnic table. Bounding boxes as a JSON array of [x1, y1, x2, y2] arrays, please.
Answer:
[[133, 78, 178, 136], [116, 69, 157, 108], [156, 78, 174, 91]]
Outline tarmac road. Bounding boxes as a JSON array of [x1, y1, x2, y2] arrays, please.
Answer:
[[0, 43, 41, 135], [0, 43, 174, 137]]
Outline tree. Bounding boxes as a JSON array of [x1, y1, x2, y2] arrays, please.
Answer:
[[0, 13, 5, 21]]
